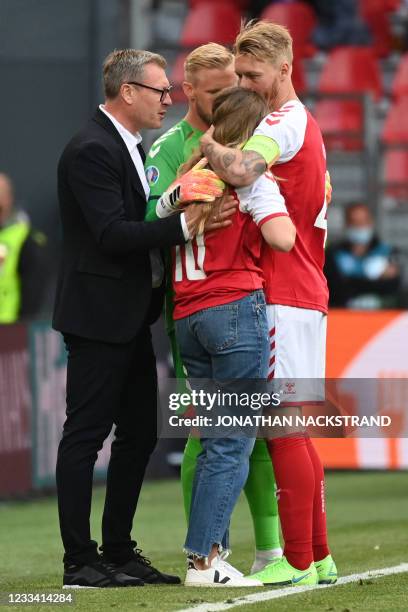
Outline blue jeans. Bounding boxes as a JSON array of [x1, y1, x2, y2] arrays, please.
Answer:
[[175, 290, 269, 557]]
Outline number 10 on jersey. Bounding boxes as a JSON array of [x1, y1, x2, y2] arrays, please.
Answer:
[[174, 235, 207, 281]]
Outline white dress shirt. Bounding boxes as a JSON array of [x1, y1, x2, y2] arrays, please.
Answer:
[[99, 105, 189, 287], [100, 104, 149, 197]]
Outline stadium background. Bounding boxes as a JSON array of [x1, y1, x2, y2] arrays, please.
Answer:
[[1, 0, 407, 497], [0, 2, 407, 609]]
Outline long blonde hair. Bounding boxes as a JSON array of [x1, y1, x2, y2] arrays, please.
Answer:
[[180, 87, 268, 232]]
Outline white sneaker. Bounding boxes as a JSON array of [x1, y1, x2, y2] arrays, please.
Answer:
[[250, 548, 283, 574], [218, 551, 244, 577], [185, 556, 262, 587]]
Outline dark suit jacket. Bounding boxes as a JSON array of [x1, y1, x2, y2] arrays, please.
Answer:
[[53, 108, 185, 343]]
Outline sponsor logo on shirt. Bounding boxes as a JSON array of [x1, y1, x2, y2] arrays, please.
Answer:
[[148, 145, 161, 158]]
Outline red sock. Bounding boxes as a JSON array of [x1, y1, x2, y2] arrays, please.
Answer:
[[305, 437, 330, 562], [267, 436, 314, 570]]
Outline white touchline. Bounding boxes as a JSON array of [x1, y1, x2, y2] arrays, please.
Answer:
[[178, 563, 408, 612]]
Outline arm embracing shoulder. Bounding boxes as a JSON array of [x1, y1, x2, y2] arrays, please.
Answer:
[[200, 131, 280, 187], [260, 215, 296, 252], [245, 173, 295, 251], [200, 139, 267, 187]]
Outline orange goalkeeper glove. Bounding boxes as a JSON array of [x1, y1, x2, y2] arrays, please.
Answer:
[[325, 170, 332, 205], [156, 160, 224, 218]]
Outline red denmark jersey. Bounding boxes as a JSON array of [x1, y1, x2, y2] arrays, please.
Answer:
[[172, 172, 288, 319], [255, 100, 329, 314]]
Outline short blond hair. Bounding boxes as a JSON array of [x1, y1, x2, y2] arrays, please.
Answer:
[[184, 43, 234, 82], [234, 20, 293, 66], [103, 49, 167, 99]]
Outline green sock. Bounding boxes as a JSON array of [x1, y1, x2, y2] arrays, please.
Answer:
[[244, 439, 281, 551], [181, 436, 202, 522], [170, 332, 202, 522], [169, 329, 187, 380]]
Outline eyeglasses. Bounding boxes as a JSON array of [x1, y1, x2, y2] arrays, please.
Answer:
[[127, 81, 172, 102]]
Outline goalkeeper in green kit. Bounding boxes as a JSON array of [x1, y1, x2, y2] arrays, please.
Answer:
[[145, 43, 282, 573]]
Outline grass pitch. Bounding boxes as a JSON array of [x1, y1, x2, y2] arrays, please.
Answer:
[[1, 472, 407, 611]]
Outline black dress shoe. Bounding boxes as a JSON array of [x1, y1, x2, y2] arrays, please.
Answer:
[[63, 560, 145, 588], [103, 549, 181, 585]]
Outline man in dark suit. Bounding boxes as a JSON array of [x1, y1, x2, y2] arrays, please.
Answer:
[[53, 49, 226, 588]]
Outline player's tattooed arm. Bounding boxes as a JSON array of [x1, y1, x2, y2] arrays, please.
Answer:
[[200, 131, 267, 187]]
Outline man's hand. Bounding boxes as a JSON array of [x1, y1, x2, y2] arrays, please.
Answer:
[[183, 194, 238, 238], [156, 163, 224, 218], [203, 194, 238, 232]]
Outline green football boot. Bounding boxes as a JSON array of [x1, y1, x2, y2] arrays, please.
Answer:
[[247, 556, 318, 587], [315, 554, 338, 584]]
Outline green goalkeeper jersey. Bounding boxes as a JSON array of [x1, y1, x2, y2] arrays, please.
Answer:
[[145, 119, 203, 334]]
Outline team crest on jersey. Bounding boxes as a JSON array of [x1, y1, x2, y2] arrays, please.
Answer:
[[145, 165, 160, 186]]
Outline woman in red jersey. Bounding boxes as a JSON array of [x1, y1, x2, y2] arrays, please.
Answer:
[[172, 87, 295, 587]]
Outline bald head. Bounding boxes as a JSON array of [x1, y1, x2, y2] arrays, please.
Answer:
[[0, 174, 14, 226]]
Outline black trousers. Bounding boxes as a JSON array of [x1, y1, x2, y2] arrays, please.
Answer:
[[56, 325, 157, 566]]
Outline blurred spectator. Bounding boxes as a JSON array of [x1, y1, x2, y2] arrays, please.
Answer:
[[248, 0, 370, 50], [249, 0, 308, 19], [151, 0, 187, 44], [309, 0, 371, 50], [325, 202, 402, 309], [248, 0, 280, 17], [401, 0, 408, 51], [0, 173, 48, 323]]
